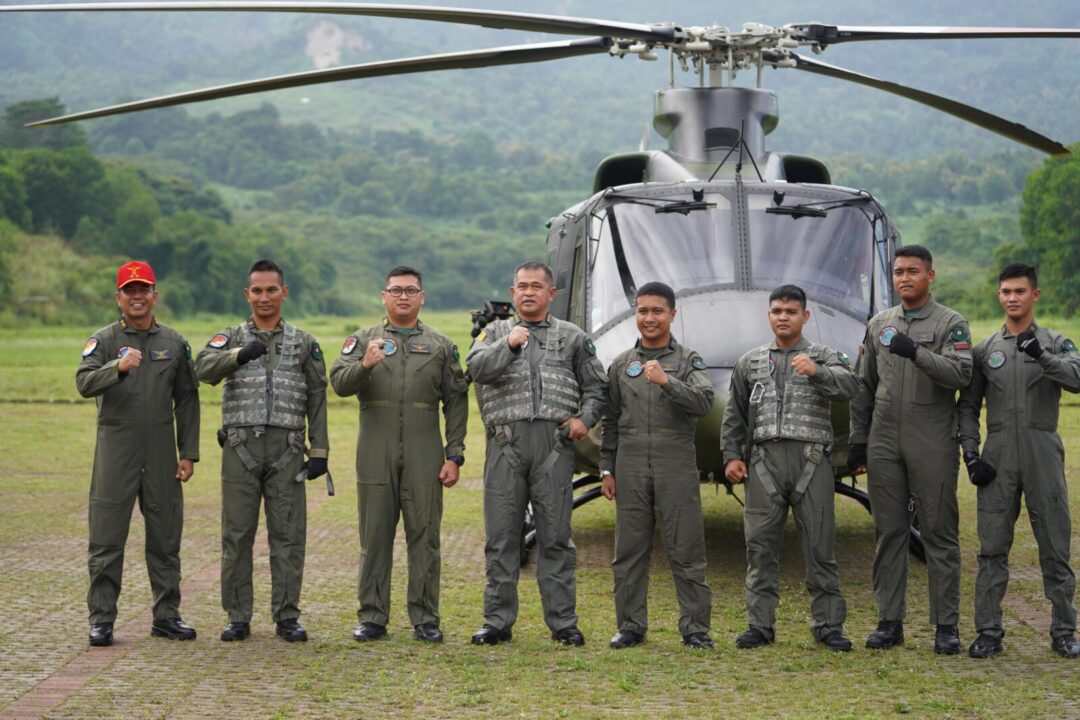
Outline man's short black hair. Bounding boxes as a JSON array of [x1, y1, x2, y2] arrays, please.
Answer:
[[998, 262, 1038, 288], [514, 261, 554, 285], [386, 265, 423, 288], [768, 284, 807, 309], [635, 281, 676, 309], [895, 244, 933, 269], [249, 258, 285, 284]]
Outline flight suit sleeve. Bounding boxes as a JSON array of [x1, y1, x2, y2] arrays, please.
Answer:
[[1039, 334, 1080, 393], [956, 343, 987, 456], [329, 331, 373, 397], [721, 356, 752, 464], [660, 351, 715, 417], [574, 335, 608, 428], [809, 346, 860, 401], [194, 328, 241, 385], [172, 338, 200, 462], [912, 315, 973, 390], [303, 336, 330, 459], [850, 327, 879, 445], [440, 340, 469, 459], [600, 361, 622, 474], [466, 323, 519, 384], [76, 329, 123, 397]]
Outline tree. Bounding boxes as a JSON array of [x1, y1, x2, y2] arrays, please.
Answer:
[[1016, 147, 1080, 314], [1, 99, 87, 151]]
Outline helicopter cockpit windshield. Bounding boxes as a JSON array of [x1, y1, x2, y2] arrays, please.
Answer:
[[587, 187, 888, 338]]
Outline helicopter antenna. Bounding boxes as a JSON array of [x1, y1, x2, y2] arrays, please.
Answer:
[[707, 119, 764, 183]]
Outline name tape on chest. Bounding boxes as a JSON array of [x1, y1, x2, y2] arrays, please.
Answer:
[[409, 342, 432, 354], [150, 348, 175, 361]]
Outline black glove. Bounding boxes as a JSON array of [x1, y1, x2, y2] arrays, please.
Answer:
[[1016, 329, 1043, 359], [847, 442, 868, 471], [963, 450, 996, 487], [888, 332, 918, 360], [307, 457, 328, 480], [237, 340, 268, 365]]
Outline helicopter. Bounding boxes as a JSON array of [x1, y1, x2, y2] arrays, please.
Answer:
[[3, 2, 1079, 558]]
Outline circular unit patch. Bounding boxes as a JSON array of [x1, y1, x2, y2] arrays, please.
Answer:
[[82, 337, 98, 357], [879, 326, 898, 347], [118, 346, 132, 358], [768, 357, 776, 375], [383, 337, 399, 356], [208, 333, 229, 349], [625, 360, 644, 377], [342, 336, 358, 355], [987, 350, 1007, 369]]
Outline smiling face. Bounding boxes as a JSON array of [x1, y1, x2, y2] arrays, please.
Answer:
[[998, 275, 1039, 324], [115, 281, 157, 326], [768, 298, 809, 346], [892, 255, 934, 308], [244, 269, 288, 326], [381, 273, 424, 326], [510, 267, 556, 322], [635, 294, 675, 348]]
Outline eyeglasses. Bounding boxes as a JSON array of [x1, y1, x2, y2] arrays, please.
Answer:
[[119, 284, 154, 296], [383, 286, 422, 298]]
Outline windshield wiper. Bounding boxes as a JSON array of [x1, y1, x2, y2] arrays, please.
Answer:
[[606, 190, 716, 215], [654, 200, 716, 215], [765, 205, 827, 219]]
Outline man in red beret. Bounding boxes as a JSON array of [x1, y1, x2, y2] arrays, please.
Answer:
[[76, 261, 201, 647]]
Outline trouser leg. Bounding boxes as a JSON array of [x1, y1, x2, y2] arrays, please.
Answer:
[[264, 441, 307, 623], [527, 430, 578, 633], [140, 451, 184, 621], [482, 435, 530, 630], [402, 462, 444, 627], [612, 470, 654, 635], [792, 460, 846, 640], [867, 442, 911, 623], [87, 454, 139, 624], [656, 472, 711, 636], [906, 441, 961, 625], [974, 467, 1021, 639], [744, 447, 789, 638], [357, 466, 401, 626], [221, 444, 262, 623]]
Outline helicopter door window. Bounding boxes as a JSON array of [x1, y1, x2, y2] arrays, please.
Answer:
[[746, 193, 874, 320], [589, 197, 735, 334]]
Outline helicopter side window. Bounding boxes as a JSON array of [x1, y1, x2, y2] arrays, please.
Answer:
[[746, 194, 874, 320], [588, 196, 735, 333]]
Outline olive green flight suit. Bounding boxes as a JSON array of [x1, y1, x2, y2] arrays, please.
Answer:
[[851, 297, 972, 625], [958, 324, 1080, 640], [330, 319, 468, 628], [722, 338, 858, 640], [600, 339, 714, 637], [467, 315, 607, 633], [196, 318, 328, 624], [76, 318, 200, 624]]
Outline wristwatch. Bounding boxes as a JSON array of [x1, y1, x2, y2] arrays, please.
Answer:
[[600, 470, 613, 478]]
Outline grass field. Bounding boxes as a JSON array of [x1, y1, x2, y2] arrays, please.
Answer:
[[2, 312, 1080, 719]]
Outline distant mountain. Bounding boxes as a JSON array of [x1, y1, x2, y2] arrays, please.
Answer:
[[2, 0, 1078, 160]]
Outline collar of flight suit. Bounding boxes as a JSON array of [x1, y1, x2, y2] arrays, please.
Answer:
[[633, 336, 679, 358], [513, 313, 552, 327], [895, 295, 938, 321], [245, 316, 285, 337], [998, 319, 1039, 340], [382, 316, 425, 334], [119, 316, 160, 334], [767, 335, 811, 353]]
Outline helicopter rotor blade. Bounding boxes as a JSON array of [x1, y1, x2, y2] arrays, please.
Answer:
[[0, 2, 677, 43], [790, 23, 1080, 46], [25, 36, 613, 127], [779, 52, 1071, 156]]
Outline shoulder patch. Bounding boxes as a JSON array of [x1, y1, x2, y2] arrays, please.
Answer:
[[311, 341, 323, 361], [838, 351, 851, 367], [452, 344, 460, 362], [82, 337, 98, 357], [342, 336, 359, 355], [182, 341, 191, 360], [949, 324, 970, 343], [208, 333, 229, 349], [476, 330, 487, 343], [1063, 338, 1078, 354], [691, 355, 707, 370], [584, 338, 597, 356]]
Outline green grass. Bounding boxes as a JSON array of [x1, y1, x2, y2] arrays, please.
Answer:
[[2, 314, 1080, 718]]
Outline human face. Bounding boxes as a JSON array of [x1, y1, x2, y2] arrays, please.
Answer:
[[510, 268, 556, 321], [115, 282, 157, 327], [244, 270, 288, 326], [635, 294, 676, 348], [381, 274, 424, 326], [998, 276, 1039, 324], [768, 298, 809, 347], [892, 255, 934, 308]]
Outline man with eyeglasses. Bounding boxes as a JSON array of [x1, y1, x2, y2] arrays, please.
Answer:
[[77, 260, 200, 647], [196, 259, 329, 643], [467, 261, 607, 647], [331, 266, 468, 643]]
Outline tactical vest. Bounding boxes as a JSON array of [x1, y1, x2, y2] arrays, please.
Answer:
[[750, 344, 833, 444], [222, 322, 308, 430], [477, 317, 581, 426]]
